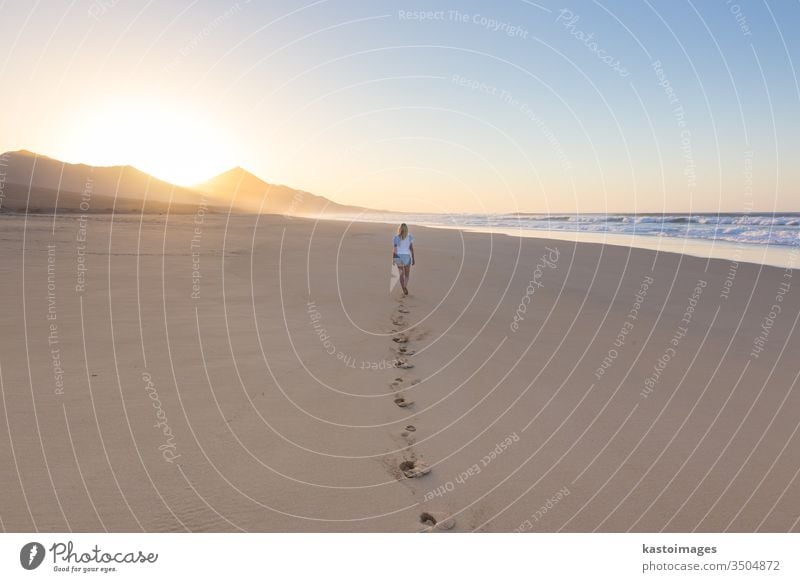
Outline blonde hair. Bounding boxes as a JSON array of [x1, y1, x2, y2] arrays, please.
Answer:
[[398, 223, 409, 240]]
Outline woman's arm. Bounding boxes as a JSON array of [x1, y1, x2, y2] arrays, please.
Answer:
[[392, 243, 398, 259], [410, 243, 415, 265]]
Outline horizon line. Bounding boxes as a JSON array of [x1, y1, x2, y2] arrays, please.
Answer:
[[4, 148, 797, 215]]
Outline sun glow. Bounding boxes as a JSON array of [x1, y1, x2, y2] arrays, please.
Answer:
[[65, 101, 236, 186]]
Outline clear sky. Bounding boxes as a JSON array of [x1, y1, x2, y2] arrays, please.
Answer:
[[1, 0, 797, 213]]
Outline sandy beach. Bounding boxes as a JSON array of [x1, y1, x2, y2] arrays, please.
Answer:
[[0, 210, 798, 533]]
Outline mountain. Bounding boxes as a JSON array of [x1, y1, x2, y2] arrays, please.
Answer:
[[0, 150, 206, 212], [0, 149, 373, 216], [195, 166, 368, 216]]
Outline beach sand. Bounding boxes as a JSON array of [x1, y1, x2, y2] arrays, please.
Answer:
[[1, 211, 798, 532]]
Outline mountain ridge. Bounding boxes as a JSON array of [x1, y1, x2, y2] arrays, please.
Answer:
[[0, 149, 374, 216]]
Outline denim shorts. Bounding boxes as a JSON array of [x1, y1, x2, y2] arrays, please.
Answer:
[[394, 254, 412, 267]]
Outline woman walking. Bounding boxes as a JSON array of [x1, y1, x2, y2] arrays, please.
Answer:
[[392, 223, 415, 296]]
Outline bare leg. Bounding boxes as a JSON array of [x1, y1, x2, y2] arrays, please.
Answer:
[[403, 265, 411, 294], [398, 265, 407, 293]]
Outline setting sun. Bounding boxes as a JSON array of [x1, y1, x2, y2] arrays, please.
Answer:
[[64, 100, 236, 185]]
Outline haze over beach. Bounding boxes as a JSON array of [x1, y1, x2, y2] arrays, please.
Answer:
[[1, 0, 800, 556]]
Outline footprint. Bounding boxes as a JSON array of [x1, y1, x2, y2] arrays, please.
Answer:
[[398, 308, 410, 314], [394, 396, 413, 408], [400, 460, 431, 479], [392, 336, 408, 344], [390, 382, 400, 389], [405, 425, 416, 432], [420, 512, 437, 527], [394, 360, 414, 369], [410, 379, 421, 386], [395, 377, 403, 382], [419, 512, 455, 531]]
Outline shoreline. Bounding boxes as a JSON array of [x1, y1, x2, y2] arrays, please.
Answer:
[[449, 224, 799, 271], [323, 214, 800, 271]]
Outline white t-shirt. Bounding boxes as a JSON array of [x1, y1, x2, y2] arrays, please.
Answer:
[[393, 233, 413, 255]]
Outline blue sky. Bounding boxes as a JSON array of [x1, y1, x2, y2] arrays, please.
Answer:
[[0, 0, 797, 212]]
